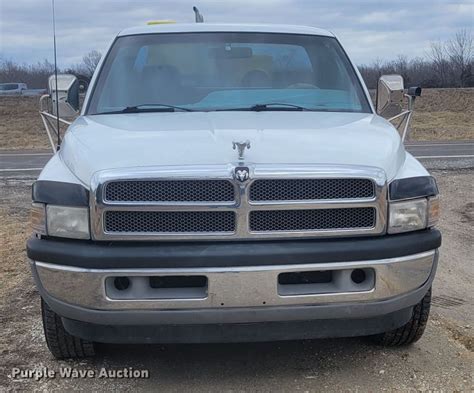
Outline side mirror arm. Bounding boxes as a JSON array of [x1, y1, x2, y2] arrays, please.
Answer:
[[388, 87, 421, 142], [39, 94, 73, 152]]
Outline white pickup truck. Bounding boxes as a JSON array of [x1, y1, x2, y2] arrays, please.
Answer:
[[28, 23, 441, 359], [0, 82, 28, 95]]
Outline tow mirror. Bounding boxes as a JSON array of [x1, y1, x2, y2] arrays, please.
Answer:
[[376, 74, 404, 118], [376, 76, 422, 142], [48, 74, 80, 119]]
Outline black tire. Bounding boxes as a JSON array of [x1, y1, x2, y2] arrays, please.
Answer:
[[41, 298, 95, 359], [372, 288, 432, 346]]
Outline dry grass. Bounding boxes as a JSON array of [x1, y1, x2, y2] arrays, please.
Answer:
[[0, 181, 32, 302], [0, 96, 49, 150], [410, 88, 474, 141], [410, 111, 473, 141], [0, 88, 473, 150]]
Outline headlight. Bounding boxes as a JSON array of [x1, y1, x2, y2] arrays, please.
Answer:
[[388, 199, 427, 234], [388, 176, 440, 234], [388, 196, 440, 234], [31, 181, 91, 239], [46, 205, 90, 239]]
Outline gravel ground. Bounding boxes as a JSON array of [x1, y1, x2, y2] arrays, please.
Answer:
[[0, 169, 472, 392]]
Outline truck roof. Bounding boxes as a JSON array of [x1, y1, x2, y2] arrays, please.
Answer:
[[118, 23, 334, 38]]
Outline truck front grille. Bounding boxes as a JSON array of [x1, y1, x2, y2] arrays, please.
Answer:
[[249, 208, 376, 232], [92, 166, 386, 240], [105, 180, 235, 202], [104, 211, 236, 233], [249, 178, 374, 201]]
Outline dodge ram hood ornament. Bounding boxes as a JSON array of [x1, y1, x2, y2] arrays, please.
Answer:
[[232, 140, 251, 161]]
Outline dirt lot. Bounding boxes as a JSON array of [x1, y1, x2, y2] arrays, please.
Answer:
[[0, 169, 472, 391], [1, 88, 473, 150], [0, 96, 47, 150], [0, 96, 66, 151], [410, 88, 474, 141]]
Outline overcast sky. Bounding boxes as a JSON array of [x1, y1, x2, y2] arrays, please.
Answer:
[[1, 0, 473, 67]]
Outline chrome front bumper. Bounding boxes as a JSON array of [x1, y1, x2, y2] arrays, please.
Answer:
[[32, 250, 437, 311]]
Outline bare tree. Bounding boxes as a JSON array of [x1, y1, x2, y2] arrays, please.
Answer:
[[409, 57, 432, 86], [81, 50, 102, 78], [0, 58, 55, 88], [358, 58, 385, 89], [371, 57, 384, 76], [393, 55, 409, 84], [358, 30, 473, 89], [428, 41, 450, 87], [446, 29, 473, 87]]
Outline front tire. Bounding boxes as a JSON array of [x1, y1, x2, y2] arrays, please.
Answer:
[[372, 288, 432, 346], [41, 298, 95, 359]]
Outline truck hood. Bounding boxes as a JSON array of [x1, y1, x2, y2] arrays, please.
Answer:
[[61, 111, 405, 185]]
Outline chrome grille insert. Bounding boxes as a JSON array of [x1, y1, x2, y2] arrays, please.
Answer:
[[249, 178, 374, 201], [249, 208, 376, 232], [91, 165, 388, 240], [104, 211, 236, 233], [105, 180, 235, 202]]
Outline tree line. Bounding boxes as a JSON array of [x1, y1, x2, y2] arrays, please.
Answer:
[[0, 50, 102, 89], [359, 29, 473, 89], [0, 30, 472, 90]]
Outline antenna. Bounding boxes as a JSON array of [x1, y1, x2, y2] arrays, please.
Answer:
[[52, 0, 60, 150], [193, 6, 204, 23]]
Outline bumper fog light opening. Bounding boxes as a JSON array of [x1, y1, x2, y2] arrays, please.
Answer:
[[351, 269, 367, 284], [114, 277, 130, 291]]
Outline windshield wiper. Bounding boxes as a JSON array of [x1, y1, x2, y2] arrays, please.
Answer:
[[216, 103, 316, 112], [96, 103, 193, 115]]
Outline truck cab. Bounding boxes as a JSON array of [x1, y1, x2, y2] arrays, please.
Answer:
[[28, 23, 440, 359]]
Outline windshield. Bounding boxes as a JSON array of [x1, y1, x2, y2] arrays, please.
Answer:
[[0, 84, 19, 91], [87, 32, 371, 114]]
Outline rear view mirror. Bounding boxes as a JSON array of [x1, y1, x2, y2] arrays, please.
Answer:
[[376, 74, 404, 118], [48, 74, 80, 119], [209, 46, 253, 59]]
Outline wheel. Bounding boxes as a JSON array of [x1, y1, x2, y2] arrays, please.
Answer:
[[372, 288, 431, 346], [41, 298, 95, 359]]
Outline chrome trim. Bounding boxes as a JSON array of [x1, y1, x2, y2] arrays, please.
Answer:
[[90, 164, 388, 241], [33, 250, 436, 310], [232, 140, 251, 161]]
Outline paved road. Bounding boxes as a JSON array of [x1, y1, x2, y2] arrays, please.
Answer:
[[1, 141, 473, 176], [405, 141, 474, 158], [0, 150, 52, 175]]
